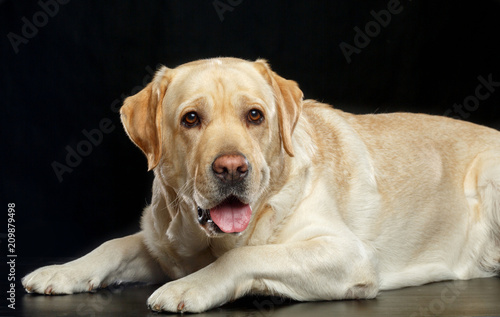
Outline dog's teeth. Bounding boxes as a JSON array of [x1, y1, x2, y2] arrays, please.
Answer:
[[197, 207, 204, 222], [198, 207, 212, 224]]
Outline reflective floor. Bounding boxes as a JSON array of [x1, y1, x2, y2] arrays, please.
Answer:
[[6, 260, 500, 317]]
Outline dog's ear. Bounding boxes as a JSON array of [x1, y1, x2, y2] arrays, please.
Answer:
[[254, 59, 303, 157], [120, 66, 170, 170]]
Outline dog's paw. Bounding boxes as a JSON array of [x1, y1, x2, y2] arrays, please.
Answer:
[[147, 276, 232, 313], [22, 264, 102, 295]]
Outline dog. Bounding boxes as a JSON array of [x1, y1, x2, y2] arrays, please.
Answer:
[[23, 57, 500, 313]]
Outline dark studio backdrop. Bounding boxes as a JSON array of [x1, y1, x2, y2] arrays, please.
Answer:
[[2, 0, 500, 273]]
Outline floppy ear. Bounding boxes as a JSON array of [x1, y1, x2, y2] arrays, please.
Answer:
[[120, 66, 170, 170], [254, 59, 303, 157]]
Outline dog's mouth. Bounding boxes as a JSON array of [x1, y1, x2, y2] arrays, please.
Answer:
[[197, 196, 252, 234]]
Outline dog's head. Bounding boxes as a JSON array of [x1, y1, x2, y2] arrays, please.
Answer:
[[120, 58, 302, 236]]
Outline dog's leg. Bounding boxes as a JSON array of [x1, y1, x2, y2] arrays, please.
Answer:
[[147, 236, 378, 313], [22, 232, 165, 294]]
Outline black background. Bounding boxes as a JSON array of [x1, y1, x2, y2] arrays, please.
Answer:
[[2, 0, 500, 264]]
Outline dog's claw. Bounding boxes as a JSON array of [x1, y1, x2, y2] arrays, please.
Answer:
[[177, 301, 185, 311]]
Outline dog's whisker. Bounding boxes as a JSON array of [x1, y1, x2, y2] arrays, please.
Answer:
[[167, 178, 195, 211]]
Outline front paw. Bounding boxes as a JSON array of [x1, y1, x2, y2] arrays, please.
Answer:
[[147, 277, 232, 313], [22, 264, 101, 295]]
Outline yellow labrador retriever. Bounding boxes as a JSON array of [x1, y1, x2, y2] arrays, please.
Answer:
[[23, 58, 500, 313]]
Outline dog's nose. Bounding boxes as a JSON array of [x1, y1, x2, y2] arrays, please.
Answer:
[[212, 154, 249, 183]]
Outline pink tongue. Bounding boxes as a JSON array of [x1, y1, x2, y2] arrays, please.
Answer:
[[210, 198, 252, 233]]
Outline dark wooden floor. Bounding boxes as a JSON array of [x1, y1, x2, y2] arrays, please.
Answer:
[[5, 276, 499, 316], [4, 258, 500, 316]]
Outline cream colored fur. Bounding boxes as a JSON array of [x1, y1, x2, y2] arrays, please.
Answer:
[[23, 58, 500, 313]]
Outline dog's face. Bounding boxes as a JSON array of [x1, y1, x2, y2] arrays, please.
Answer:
[[120, 58, 302, 236]]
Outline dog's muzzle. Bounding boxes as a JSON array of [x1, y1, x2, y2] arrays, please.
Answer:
[[196, 154, 253, 234]]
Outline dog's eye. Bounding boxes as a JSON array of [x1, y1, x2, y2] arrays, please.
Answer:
[[182, 112, 200, 128], [247, 109, 264, 124]]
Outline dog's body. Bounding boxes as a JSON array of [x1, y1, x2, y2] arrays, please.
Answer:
[[23, 58, 500, 313]]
